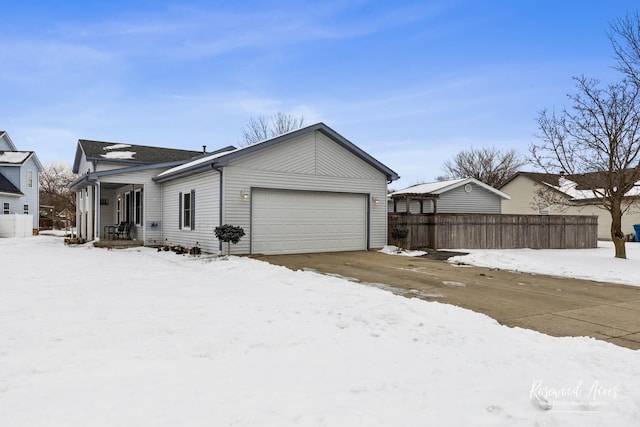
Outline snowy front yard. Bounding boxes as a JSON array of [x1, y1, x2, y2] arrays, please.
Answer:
[[1, 236, 639, 426], [447, 241, 640, 287]]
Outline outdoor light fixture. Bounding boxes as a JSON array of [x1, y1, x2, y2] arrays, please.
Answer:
[[240, 189, 250, 199], [372, 197, 380, 205]]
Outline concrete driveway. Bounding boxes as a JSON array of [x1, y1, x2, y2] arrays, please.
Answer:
[[252, 251, 640, 350]]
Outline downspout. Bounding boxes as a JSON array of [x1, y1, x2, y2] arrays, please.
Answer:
[[212, 164, 223, 252]]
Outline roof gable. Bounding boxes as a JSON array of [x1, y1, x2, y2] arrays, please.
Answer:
[[500, 172, 561, 189], [0, 131, 18, 151], [156, 123, 399, 183]]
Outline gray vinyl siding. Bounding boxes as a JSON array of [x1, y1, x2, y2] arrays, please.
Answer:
[[0, 160, 40, 229], [438, 184, 502, 214], [0, 135, 13, 151], [390, 183, 502, 214], [161, 170, 220, 252], [76, 155, 93, 175], [222, 131, 388, 254], [21, 157, 40, 228]]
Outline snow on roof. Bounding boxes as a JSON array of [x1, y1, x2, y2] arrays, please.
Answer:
[[391, 179, 467, 195], [103, 144, 132, 151], [0, 151, 31, 164], [100, 151, 136, 160], [548, 177, 640, 200], [391, 177, 511, 200]]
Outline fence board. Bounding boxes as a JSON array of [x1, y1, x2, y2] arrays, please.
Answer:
[[388, 213, 598, 250]]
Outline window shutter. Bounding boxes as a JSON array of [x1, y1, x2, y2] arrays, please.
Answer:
[[190, 189, 196, 231], [178, 192, 182, 229]]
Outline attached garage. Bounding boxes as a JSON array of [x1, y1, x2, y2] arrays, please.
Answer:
[[155, 123, 399, 255], [251, 189, 368, 255]]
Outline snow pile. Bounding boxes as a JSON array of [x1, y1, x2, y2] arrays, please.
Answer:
[[103, 143, 132, 151], [379, 245, 427, 257], [1, 236, 639, 426], [448, 241, 640, 286], [100, 151, 136, 160]]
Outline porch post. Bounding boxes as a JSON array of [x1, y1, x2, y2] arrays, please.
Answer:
[[75, 192, 81, 238], [94, 182, 100, 240]]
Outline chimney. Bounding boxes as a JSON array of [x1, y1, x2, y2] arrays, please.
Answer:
[[202, 145, 207, 154]]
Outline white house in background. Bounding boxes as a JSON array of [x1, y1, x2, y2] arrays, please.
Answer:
[[389, 178, 510, 214], [70, 123, 399, 254], [501, 171, 640, 240], [0, 131, 43, 237]]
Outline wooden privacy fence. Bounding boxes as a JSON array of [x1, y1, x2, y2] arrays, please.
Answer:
[[388, 213, 598, 250]]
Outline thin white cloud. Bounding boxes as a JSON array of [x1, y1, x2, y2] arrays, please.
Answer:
[[41, 2, 443, 60]]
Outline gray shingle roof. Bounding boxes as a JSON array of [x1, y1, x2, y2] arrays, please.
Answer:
[[79, 140, 203, 164]]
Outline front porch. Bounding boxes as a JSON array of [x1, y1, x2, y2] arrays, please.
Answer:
[[72, 176, 161, 245]]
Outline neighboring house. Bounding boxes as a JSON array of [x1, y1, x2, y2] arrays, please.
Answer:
[[500, 172, 640, 240], [389, 178, 510, 214], [0, 131, 43, 236], [70, 123, 399, 255]]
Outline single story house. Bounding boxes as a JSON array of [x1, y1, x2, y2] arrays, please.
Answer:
[[70, 123, 399, 254], [0, 131, 43, 236], [389, 177, 510, 214], [500, 171, 640, 240]]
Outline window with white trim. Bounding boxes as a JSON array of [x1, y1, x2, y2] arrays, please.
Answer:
[[538, 204, 550, 215], [23, 204, 29, 214], [3, 202, 9, 214], [27, 170, 33, 188], [179, 190, 195, 230]]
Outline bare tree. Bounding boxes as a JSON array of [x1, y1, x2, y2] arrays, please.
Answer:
[[531, 76, 640, 259], [440, 147, 526, 188], [241, 112, 304, 146], [39, 162, 77, 226], [610, 12, 640, 84]]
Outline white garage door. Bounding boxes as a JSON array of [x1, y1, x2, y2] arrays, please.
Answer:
[[252, 189, 367, 255]]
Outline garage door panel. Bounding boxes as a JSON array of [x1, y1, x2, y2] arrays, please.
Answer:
[[252, 190, 367, 255]]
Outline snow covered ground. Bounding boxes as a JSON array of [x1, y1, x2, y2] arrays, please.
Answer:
[[448, 241, 640, 287], [1, 236, 639, 426]]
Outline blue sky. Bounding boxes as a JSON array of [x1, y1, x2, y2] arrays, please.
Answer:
[[1, 0, 636, 189]]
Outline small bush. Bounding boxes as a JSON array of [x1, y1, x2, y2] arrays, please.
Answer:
[[215, 224, 245, 256], [391, 227, 409, 241]]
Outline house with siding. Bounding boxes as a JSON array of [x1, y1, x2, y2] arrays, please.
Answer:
[[501, 171, 640, 240], [389, 178, 510, 214], [69, 140, 210, 244], [70, 123, 399, 254], [0, 131, 43, 236]]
